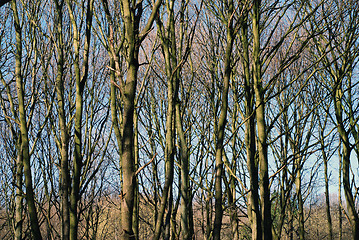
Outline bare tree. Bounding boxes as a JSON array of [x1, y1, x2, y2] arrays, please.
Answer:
[[311, 1, 359, 238]]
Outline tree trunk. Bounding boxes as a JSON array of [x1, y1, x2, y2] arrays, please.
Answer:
[[338, 144, 343, 240], [295, 160, 305, 240], [133, 110, 139, 240], [66, 0, 94, 239], [241, 11, 261, 239], [11, 0, 42, 238], [252, 1, 272, 239], [213, 1, 234, 239], [176, 101, 191, 240], [54, 1, 70, 238], [14, 144, 23, 240], [152, 38, 175, 240], [322, 143, 333, 240], [119, 4, 139, 240], [334, 84, 359, 240], [120, 62, 137, 240], [120, 1, 161, 238]]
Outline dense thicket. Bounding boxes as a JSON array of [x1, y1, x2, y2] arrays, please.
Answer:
[[0, 0, 358, 239]]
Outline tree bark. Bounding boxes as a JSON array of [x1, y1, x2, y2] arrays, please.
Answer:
[[11, 0, 42, 238], [295, 157, 305, 240], [321, 139, 333, 240], [334, 82, 359, 240], [53, 0, 70, 238], [241, 11, 261, 239], [120, 0, 161, 238], [14, 142, 23, 240], [252, 1, 272, 239], [176, 100, 191, 240], [213, 1, 234, 238], [66, 0, 94, 239]]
